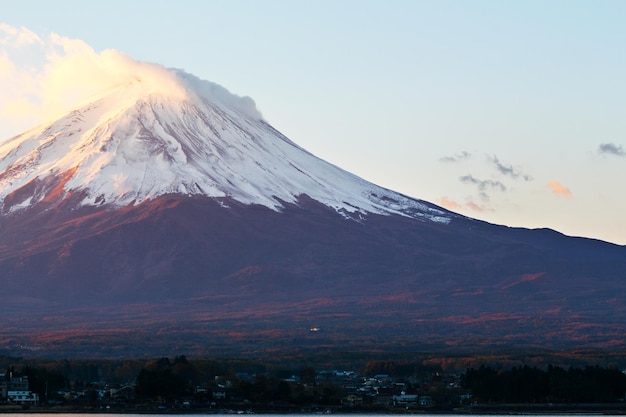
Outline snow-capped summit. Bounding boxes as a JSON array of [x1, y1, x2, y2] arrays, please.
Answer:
[[1, 61, 625, 360], [0, 68, 449, 222]]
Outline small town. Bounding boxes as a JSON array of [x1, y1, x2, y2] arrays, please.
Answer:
[[0, 361, 463, 413], [2, 356, 626, 414]]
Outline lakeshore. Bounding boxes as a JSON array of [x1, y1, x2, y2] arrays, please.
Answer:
[[2, 403, 626, 415]]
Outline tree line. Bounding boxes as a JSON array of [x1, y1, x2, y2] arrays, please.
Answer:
[[133, 356, 339, 406], [3, 354, 626, 407], [461, 364, 626, 403], [4, 355, 343, 407]]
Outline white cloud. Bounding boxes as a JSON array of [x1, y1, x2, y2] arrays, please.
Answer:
[[0, 50, 12, 72], [0, 23, 262, 139], [0, 24, 190, 137], [0, 23, 43, 47]]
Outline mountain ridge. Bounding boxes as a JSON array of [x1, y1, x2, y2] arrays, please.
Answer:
[[0, 67, 624, 358], [0, 73, 450, 224]]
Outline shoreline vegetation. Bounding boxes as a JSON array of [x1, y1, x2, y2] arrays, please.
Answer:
[[1, 354, 625, 415]]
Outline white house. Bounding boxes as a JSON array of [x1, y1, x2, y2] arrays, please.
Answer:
[[7, 390, 39, 405]]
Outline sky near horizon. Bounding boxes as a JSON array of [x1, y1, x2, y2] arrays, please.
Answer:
[[1, 0, 625, 245]]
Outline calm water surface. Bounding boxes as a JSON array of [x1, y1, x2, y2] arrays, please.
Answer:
[[10, 414, 624, 417]]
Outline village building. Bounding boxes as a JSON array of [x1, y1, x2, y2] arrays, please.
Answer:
[[1, 374, 39, 405]]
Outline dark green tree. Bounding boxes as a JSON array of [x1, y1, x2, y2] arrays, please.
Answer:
[[135, 357, 193, 400], [299, 366, 317, 384], [20, 365, 68, 402]]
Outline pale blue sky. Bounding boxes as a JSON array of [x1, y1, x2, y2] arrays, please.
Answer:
[[2, 0, 625, 244]]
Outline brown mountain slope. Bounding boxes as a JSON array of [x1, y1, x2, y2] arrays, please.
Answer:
[[1, 194, 624, 358]]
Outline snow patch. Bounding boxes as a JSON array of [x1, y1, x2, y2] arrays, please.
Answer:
[[0, 69, 451, 224]]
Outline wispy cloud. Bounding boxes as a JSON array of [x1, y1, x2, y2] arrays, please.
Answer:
[[460, 174, 506, 192], [488, 155, 533, 181], [547, 180, 572, 198], [439, 151, 471, 163], [598, 142, 625, 157], [0, 23, 43, 47], [436, 197, 462, 210], [466, 201, 489, 212], [437, 197, 489, 212]]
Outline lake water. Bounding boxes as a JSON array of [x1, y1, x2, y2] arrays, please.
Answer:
[[11, 414, 626, 417]]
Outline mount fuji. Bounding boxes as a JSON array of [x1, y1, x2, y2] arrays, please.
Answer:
[[0, 67, 625, 358], [0, 70, 446, 221]]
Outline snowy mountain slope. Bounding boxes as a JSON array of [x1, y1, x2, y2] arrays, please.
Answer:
[[1, 66, 626, 358], [0, 70, 450, 222]]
